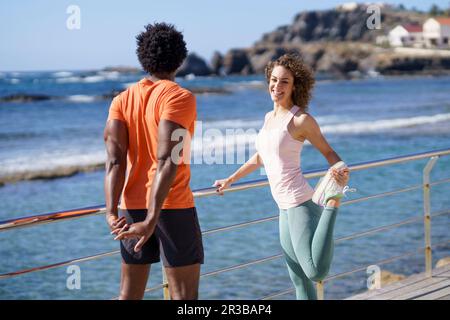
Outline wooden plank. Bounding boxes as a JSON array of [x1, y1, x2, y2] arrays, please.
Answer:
[[416, 285, 450, 300], [371, 270, 450, 300], [368, 276, 448, 300], [438, 294, 450, 300], [347, 265, 450, 300], [348, 273, 428, 300], [392, 279, 450, 300]]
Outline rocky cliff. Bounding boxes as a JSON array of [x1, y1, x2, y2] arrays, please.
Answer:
[[178, 4, 450, 78]]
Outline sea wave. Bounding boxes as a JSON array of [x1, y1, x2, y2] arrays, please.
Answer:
[[66, 95, 98, 103], [55, 71, 121, 84], [321, 113, 450, 134], [225, 80, 266, 90], [52, 71, 73, 78], [2, 113, 449, 184], [200, 115, 342, 130], [0, 151, 106, 185]]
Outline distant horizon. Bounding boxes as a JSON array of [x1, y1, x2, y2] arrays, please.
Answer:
[[1, 0, 449, 72]]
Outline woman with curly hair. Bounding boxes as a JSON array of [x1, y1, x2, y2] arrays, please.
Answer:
[[214, 54, 352, 300]]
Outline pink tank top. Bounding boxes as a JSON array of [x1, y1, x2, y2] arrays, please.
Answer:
[[255, 105, 314, 209]]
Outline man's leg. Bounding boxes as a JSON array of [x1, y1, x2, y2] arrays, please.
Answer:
[[119, 263, 150, 300], [164, 263, 201, 300]]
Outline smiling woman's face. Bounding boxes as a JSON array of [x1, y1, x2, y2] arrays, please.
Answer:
[[269, 65, 294, 106]]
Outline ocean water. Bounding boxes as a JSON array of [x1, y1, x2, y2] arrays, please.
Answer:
[[0, 71, 449, 300]]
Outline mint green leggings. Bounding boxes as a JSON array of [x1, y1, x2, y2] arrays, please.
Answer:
[[279, 199, 338, 300]]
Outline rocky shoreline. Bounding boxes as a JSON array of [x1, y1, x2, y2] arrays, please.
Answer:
[[175, 5, 450, 79], [0, 163, 105, 186]]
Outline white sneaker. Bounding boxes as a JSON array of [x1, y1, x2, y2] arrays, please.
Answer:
[[312, 161, 356, 207]]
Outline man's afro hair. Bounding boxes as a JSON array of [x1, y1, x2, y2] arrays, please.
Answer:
[[136, 22, 187, 74]]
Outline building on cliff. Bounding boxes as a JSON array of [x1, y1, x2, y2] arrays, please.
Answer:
[[423, 17, 450, 48], [388, 24, 424, 47]]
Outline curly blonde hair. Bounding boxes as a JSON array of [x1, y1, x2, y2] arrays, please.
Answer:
[[264, 54, 315, 110]]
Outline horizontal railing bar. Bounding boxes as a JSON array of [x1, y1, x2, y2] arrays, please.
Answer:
[[202, 215, 278, 236], [430, 177, 450, 186], [200, 254, 283, 279], [260, 287, 295, 300], [2, 209, 448, 280], [1, 148, 449, 232], [0, 250, 120, 280], [137, 254, 285, 299], [261, 239, 450, 300], [193, 148, 450, 198], [324, 239, 450, 282], [0, 206, 106, 232], [341, 177, 450, 206], [341, 185, 422, 206], [335, 209, 450, 243]]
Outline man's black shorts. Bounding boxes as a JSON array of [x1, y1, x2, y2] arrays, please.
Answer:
[[118, 207, 204, 267]]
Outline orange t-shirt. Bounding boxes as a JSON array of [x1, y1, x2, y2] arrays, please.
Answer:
[[107, 78, 196, 210]]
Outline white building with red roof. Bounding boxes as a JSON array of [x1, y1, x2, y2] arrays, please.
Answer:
[[388, 24, 424, 47], [423, 17, 450, 48]]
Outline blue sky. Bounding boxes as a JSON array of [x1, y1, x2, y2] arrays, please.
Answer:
[[0, 0, 448, 71]]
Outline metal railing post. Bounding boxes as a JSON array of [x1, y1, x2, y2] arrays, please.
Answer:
[[162, 265, 170, 300], [317, 281, 324, 300], [423, 156, 439, 277]]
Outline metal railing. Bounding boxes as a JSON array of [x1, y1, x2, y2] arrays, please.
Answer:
[[0, 147, 449, 300]]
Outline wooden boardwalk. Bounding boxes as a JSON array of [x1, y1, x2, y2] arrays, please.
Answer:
[[346, 264, 450, 300]]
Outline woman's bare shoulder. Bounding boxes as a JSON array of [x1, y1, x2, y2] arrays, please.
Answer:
[[293, 110, 317, 128], [264, 110, 274, 121]]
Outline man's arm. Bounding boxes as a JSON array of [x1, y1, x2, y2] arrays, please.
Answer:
[[144, 119, 187, 226], [113, 119, 190, 252], [104, 119, 128, 230]]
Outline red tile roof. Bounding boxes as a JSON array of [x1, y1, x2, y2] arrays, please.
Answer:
[[436, 17, 450, 26], [403, 24, 422, 33]]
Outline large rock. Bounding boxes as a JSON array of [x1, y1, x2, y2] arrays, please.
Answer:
[[255, 4, 425, 47], [248, 46, 304, 74], [436, 257, 450, 268], [177, 53, 212, 77], [375, 53, 450, 74], [379, 270, 406, 287], [210, 51, 224, 75], [0, 94, 53, 103], [222, 49, 254, 75], [249, 47, 287, 74], [217, 5, 434, 77]]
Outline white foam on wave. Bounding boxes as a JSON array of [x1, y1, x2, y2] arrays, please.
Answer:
[[200, 115, 340, 130], [56, 75, 105, 83], [56, 76, 82, 83], [201, 119, 263, 130], [52, 71, 73, 78], [97, 71, 120, 79], [0, 150, 106, 177], [3, 113, 449, 176], [83, 75, 106, 83], [321, 113, 450, 134], [190, 113, 450, 155], [56, 71, 121, 84], [225, 80, 266, 90], [66, 95, 97, 103]]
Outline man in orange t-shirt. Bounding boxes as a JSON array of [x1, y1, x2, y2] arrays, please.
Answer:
[[104, 23, 203, 300]]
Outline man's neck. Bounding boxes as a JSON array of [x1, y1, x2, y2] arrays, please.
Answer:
[[148, 73, 175, 82]]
